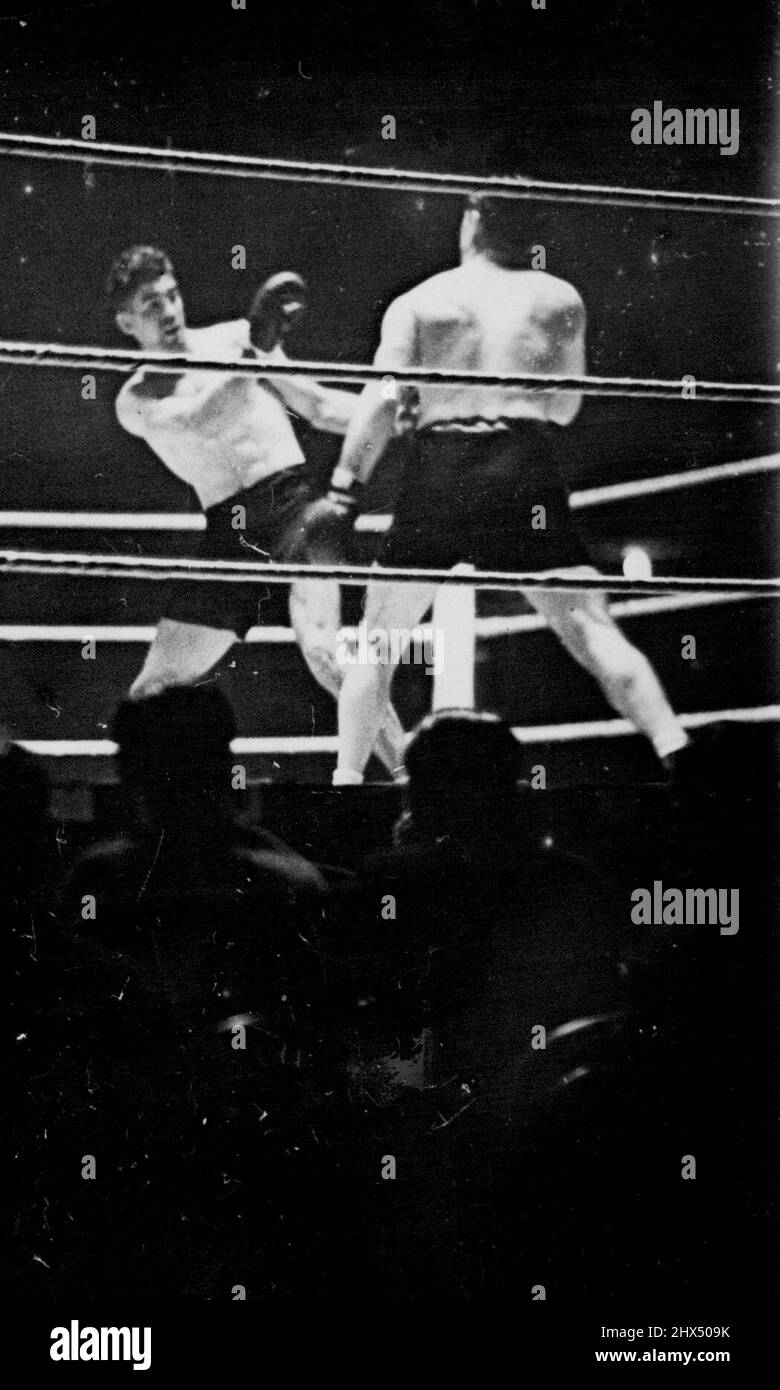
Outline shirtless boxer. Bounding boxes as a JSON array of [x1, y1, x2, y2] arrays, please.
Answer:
[[109, 245, 404, 772], [303, 196, 689, 784]]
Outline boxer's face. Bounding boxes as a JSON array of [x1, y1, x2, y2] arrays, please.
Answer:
[[116, 273, 188, 352]]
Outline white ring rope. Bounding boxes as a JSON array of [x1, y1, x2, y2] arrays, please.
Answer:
[[1, 340, 778, 403], [1, 450, 777, 535], [568, 450, 780, 507], [0, 592, 770, 647], [1, 547, 777, 595], [1, 131, 777, 218], [14, 705, 780, 760]]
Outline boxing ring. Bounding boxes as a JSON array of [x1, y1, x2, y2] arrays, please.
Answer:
[[0, 131, 778, 777]]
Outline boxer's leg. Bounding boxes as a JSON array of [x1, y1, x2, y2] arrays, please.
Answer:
[[129, 619, 237, 699], [525, 569, 688, 760], [335, 578, 437, 784], [289, 578, 407, 775]]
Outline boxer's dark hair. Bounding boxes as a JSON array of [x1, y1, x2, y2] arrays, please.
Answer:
[[467, 194, 546, 268], [106, 245, 175, 312]]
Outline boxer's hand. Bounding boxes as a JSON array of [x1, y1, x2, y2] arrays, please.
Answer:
[[248, 271, 308, 353], [301, 483, 361, 564], [395, 384, 420, 435]]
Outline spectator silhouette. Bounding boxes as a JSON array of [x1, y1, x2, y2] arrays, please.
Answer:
[[40, 687, 338, 1297], [0, 735, 56, 1055], [341, 710, 627, 1295], [356, 710, 623, 1076], [62, 684, 325, 958]]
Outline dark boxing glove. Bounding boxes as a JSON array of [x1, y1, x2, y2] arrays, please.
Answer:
[[301, 470, 363, 564], [248, 271, 308, 353]]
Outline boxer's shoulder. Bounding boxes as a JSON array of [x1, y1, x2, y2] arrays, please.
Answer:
[[115, 369, 157, 431], [526, 270, 583, 308], [188, 318, 250, 354], [522, 272, 585, 333], [386, 270, 464, 332], [399, 266, 462, 308]]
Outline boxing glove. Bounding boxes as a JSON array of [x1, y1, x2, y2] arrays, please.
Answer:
[[301, 471, 363, 564], [248, 271, 308, 353]]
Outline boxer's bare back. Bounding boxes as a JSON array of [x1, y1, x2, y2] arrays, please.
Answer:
[[379, 261, 586, 430]]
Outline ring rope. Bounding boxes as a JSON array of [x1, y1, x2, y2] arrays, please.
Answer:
[[0, 592, 769, 647], [14, 705, 780, 760], [569, 450, 780, 507], [2, 450, 777, 535], [1, 547, 777, 595], [474, 589, 771, 638], [1, 340, 779, 404], [1, 131, 777, 218]]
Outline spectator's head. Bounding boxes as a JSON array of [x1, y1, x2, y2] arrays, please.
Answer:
[[0, 741, 52, 893], [401, 708, 523, 839], [112, 685, 237, 829]]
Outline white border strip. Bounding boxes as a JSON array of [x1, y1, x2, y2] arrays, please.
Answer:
[[14, 704, 780, 757]]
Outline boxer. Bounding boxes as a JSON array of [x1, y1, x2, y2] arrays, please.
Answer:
[[109, 245, 404, 773], [303, 196, 689, 784]]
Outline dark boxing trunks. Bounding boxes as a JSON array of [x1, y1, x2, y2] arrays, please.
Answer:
[[162, 465, 312, 639], [383, 420, 592, 574]]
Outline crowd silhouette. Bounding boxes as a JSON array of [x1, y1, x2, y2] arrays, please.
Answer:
[[0, 692, 773, 1299]]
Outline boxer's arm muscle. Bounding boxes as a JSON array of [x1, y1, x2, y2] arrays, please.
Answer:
[[222, 338, 356, 433], [335, 299, 417, 484], [542, 292, 586, 426], [261, 349, 358, 433], [117, 371, 249, 437]]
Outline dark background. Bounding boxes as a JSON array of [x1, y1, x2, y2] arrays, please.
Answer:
[[0, 0, 778, 518], [0, 4, 776, 1325], [0, 0, 777, 753]]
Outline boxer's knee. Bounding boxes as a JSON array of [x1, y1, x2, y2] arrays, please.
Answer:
[[340, 655, 395, 718], [130, 621, 236, 697], [128, 673, 172, 701], [300, 638, 341, 697]]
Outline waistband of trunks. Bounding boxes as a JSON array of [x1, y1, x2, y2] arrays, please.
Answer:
[[421, 418, 549, 435], [205, 464, 307, 518]]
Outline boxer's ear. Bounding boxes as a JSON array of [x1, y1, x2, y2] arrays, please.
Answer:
[[115, 310, 135, 338], [459, 204, 481, 255]]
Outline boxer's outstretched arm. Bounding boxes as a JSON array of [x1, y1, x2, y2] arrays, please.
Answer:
[[116, 370, 250, 437], [333, 381, 397, 484], [334, 297, 418, 484], [263, 361, 358, 434], [233, 334, 357, 434]]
